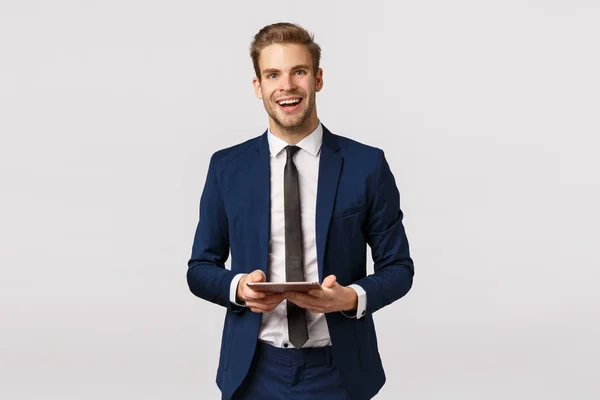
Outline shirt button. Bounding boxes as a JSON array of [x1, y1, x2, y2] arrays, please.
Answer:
[[283, 343, 289, 348]]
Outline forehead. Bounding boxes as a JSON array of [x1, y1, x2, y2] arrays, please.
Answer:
[[258, 43, 313, 72]]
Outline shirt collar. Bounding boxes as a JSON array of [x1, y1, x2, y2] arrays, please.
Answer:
[[267, 122, 323, 158]]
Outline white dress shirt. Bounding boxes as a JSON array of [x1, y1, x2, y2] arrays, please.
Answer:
[[229, 122, 366, 348]]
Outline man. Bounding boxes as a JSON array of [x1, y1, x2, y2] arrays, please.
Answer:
[[187, 22, 414, 399]]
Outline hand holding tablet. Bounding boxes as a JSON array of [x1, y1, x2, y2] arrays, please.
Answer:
[[246, 281, 321, 294]]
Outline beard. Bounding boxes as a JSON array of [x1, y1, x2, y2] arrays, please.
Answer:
[[264, 93, 315, 134]]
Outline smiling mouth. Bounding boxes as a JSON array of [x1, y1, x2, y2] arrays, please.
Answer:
[[277, 98, 302, 112]]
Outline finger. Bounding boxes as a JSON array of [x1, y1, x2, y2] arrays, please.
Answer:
[[322, 275, 337, 288], [258, 294, 285, 306], [289, 301, 321, 314], [249, 300, 282, 313], [243, 288, 266, 300], [246, 301, 271, 312], [284, 291, 309, 299], [252, 269, 266, 282], [247, 304, 265, 313], [286, 293, 316, 309], [291, 291, 334, 313], [247, 293, 285, 305]]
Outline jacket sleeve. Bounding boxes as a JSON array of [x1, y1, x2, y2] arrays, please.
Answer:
[[187, 153, 239, 309], [354, 150, 414, 315]]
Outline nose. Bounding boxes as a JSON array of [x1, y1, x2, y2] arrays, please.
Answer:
[[279, 73, 296, 92]]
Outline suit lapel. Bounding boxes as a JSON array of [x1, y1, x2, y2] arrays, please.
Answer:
[[315, 126, 342, 281], [251, 130, 271, 277]]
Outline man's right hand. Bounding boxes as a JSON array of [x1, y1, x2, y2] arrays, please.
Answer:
[[236, 270, 286, 313]]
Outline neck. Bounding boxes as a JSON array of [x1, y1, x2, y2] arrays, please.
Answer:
[[269, 116, 320, 145]]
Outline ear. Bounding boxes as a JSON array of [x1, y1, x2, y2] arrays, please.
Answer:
[[315, 68, 323, 92], [252, 76, 263, 99]]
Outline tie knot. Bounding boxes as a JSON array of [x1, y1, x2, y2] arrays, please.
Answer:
[[285, 145, 301, 159]]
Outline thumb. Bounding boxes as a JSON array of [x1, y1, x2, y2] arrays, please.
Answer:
[[252, 269, 266, 282], [322, 274, 337, 289]]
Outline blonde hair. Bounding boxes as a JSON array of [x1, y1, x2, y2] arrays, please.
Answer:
[[250, 22, 321, 80]]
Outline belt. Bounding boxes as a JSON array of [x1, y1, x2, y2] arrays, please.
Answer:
[[255, 341, 333, 367]]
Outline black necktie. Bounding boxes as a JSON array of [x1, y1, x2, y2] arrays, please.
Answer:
[[284, 145, 308, 348]]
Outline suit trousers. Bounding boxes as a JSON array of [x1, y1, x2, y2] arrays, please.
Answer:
[[231, 341, 351, 400]]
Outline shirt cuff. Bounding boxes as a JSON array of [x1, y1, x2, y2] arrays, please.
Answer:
[[341, 284, 367, 319], [230, 273, 247, 307]]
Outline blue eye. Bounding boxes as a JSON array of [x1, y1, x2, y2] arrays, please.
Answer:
[[295, 70, 305, 75], [268, 73, 277, 79]]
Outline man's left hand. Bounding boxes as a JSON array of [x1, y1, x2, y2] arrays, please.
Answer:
[[284, 275, 357, 314]]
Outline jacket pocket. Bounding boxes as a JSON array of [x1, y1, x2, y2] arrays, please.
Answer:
[[332, 204, 365, 220], [223, 315, 237, 370]]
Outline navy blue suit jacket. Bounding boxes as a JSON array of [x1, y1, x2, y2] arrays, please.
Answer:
[[187, 125, 414, 400]]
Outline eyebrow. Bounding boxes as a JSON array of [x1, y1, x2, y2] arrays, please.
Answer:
[[262, 64, 311, 75]]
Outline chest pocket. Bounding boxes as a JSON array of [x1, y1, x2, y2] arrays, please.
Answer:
[[331, 203, 365, 220]]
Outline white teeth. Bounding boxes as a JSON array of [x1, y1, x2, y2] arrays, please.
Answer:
[[278, 99, 300, 105]]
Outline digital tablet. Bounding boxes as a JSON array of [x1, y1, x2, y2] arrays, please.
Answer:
[[246, 282, 321, 293]]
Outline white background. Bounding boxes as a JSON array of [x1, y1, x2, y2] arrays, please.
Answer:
[[1, 1, 599, 399]]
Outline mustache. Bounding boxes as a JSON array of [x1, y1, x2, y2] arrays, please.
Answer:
[[273, 91, 304, 99]]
